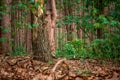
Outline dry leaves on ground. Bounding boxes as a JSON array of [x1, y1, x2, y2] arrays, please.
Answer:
[[0, 56, 120, 80]]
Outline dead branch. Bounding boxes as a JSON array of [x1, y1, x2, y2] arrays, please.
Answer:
[[51, 58, 67, 73]]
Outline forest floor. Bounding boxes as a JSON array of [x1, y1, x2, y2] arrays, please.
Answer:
[[0, 55, 120, 80]]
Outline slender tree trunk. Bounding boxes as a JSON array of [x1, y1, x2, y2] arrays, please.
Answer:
[[77, 29, 82, 39], [26, 12, 32, 53], [1, 0, 12, 54], [46, 0, 57, 54], [97, 0, 103, 39], [0, 0, 2, 54], [0, 27, 2, 54], [0, 18, 2, 54], [11, 0, 32, 54], [77, 1, 83, 39], [63, 0, 71, 41], [97, 29, 102, 38]]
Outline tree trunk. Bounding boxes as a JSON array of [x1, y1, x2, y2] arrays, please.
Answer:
[[77, 29, 82, 39], [0, 26, 2, 54], [11, 0, 32, 54], [64, 0, 73, 41], [46, 0, 57, 55], [26, 13, 32, 53], [32, 0, 53, 61], [97, 28, 102, 38], [1, 0, 12, 54], [77, 1, 83, 40], [0, 1, 2, 54], [97, 0, 103, 39]]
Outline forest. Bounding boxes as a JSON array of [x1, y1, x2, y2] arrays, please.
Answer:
[[0, 0, 120, 80]]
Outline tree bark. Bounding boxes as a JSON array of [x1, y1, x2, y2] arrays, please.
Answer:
[[64, 0, 72, 41], [0, 1, 2, 54], [32, 0, 53, 61], [1, 0, 12, 54], [97, 0, 103, 39], [26, 13, 32, 53], [46, 0, 57, 54], [77, 29, 82, 39]]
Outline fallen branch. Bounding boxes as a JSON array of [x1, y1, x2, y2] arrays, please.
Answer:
[[47, 58, 69, 80], [51, 58, 67, 73]]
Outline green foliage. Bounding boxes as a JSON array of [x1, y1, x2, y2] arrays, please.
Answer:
[[0, 37, 7, 43], [56, 38, 120, 59], [56, 0, 120, 59], [0, 26, 9, 33], [55, 43, 76, 59], [11, 46, 27, 56], [0, 0, 42, 56], [91, 35, 120, 59], [55, 39, 92, 59]]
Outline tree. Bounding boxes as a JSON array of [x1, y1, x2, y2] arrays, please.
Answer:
[[46, 0, 57, 55], [0, 1, 2, 54], [1, 0, 12, 54], [96, 0, 103, 39], [10, 0, 32, 55], [32, 0, 57, 61]]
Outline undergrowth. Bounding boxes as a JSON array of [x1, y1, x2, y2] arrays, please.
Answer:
[[10, 45, 27, 56], [55, 39, 120, 59]]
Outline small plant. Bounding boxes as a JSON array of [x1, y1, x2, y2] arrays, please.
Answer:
[[55, 43, 76, 59], [55, 39, 90, 59], [76, 69, 83, 75], [11, 45, 27, 56], [48, 60, 53, 64], [85, 69, 91, 77]]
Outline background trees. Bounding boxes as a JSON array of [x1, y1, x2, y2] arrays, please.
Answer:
[[0, 0, 120, 61], [55, 0, 120, 59]]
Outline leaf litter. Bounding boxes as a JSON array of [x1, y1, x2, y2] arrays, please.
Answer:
[[0, 56, 120, 80]]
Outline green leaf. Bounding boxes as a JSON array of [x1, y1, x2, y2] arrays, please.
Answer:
[[32, 23, 39, 27], [0, 37, 7, 42], [110, 20, 117, 26], [16, 22, 22, 27], [93, 23, 100, 28], [92, 8, 97, 15], [30, 0, 34, 3], [28, 25, 32, 29], [0, 11, 6, 15], [3, 28, 9, 32]]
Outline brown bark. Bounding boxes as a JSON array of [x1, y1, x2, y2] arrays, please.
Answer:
[[32, 0, 44, 53], [64, 0, 77, 41], [0, 1, 2, 54], [77, 1, 85, 40], [11, 0, 32, 54], [77, 29, 82, 39], [0, 29, 2, 54], [1, 0, 12, 53], [66, 25, 73, 41], [33, 0, 57, 61], [0, 20, 2, 55], [97, 28, 102, 38], [64, 0, 73, 41], [46, 0, 57, 54], [77, 2, 83, 40], [32, 0, 52, 61], [26, 12, 32, 53], [97, 0, 103, 39], [11, 0, 20, 50]]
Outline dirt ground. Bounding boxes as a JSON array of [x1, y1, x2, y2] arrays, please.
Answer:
[[0, 56, 120, 80]]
